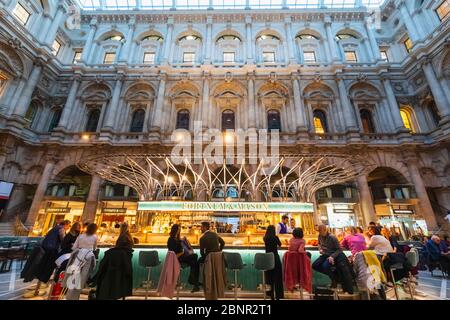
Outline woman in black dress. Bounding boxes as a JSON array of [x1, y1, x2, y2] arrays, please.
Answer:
[[167, 224, 200, 292], [263, 225, 284, 300]]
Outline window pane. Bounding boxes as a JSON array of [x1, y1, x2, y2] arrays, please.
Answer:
[[52, 40, 61, 56], [13, 3, 31, 25], [143, 52, 155, 64], [404, 38, 413, 53], [263, 52, 275, 62], [380, 50, 388, 62], [73, 50, 82, 63], [183, 52, 195, 63], [436, 0, 450, 21], [223, 52, 235, 62], [303, 51, 316, 63], [344, 51, 357, 62], [104, 52, 116, 64]]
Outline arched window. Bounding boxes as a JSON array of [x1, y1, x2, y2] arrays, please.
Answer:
[[142, 35, 163, 42], [104, 35, 123, 41], [85, 109, 100, 132], [222, 109, 235, 130], [256, 34, 280, 41], [130, 109, 145, 132], [48, 108, 62, 132], [360, 109, 375, 133], [217, 35, 241, 42], [400, 108, 416, 133], [24, 101, 38, 127], [296, 34, 319, 40], [176, 109, 190, 130], [267, 109, 281, 131], [428, 101, 441, 127], [313, 109, 328, 134], [335, 34, 357, 41], [179, 35, 201, 41]]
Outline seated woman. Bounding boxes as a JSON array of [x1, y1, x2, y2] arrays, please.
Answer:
[[340, 226, 366, 257], [288, 228, 306, 253], [367, 226, 394, 257], [167, 224, 201, 293]]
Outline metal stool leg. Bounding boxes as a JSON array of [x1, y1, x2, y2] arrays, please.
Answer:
[[145, 267, 152, 300], [262, 271, 266, 300], [234, 270, 238, 300], [390, 269, 400, 300], [176, 272, 182, 300]]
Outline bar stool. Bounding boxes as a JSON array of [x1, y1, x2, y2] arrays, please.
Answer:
[[139, 251, 160, 299], [224, 252, 245, 300], [405, 249, 419, 300], [176, 263, 190, 300], [254, 253, 274, 300]]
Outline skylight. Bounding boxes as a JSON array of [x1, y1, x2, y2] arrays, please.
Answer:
[[76, 0, 387, 11]]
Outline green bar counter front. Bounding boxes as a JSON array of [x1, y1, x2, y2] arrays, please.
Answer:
[[96, 246, 336, 291]]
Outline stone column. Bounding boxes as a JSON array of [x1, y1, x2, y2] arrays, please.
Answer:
[[119, 17, 136, 63], [405, 155, 438, 231], [38, 13, 53, 43], [201, 73, 210, 128], [247, 73, 256, 130], [150, 73, 167, 131], [336, 76, 358, 131], [365, 17, 381, 61], [102, 75, 124, 130], [324, 15, 339, 61], [381, 77, 408, 132], [81, 18, 98, 64], [245, 15, 253, 64], [44, 2, 66, 47], [205, 16, 213, 64], [12, 60, 43, 117], [57, 74, 81, 129], [82, 175, 102, 223], [357, 174, 377, 227], [25, 160, 55, 228], [284, 16, 295, 64], [291, 74, 307, 132], [162, 17, 174, 64], [420, 58, 450, 122], [398, 0, 421, 43]]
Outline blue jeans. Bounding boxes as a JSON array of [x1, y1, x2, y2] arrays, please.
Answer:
[[312, 254, 334, 279]]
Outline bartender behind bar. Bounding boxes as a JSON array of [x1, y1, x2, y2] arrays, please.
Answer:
[[276, 215, 289, 234]]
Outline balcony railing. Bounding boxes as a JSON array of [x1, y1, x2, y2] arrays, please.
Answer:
[[45, 184, 88, 199], [370, 184, 418, 202]]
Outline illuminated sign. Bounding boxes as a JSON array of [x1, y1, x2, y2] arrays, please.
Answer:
[[102, 208, 127, 214], [138, 201, 314, 213], [46, 207, 71, 213]]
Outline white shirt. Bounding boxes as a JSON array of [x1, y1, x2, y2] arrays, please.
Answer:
[[368, 235, 394, 255], [276, 222, 288, 235], [73, 233, 98, 250]]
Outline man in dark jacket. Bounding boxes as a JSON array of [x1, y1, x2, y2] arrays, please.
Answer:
[[199, 221, 225, 264]]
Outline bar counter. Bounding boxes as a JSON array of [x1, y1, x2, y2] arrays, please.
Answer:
[[96, 245, 337, 291]]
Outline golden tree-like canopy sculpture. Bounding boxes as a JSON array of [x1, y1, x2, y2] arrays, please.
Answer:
[[78, 154, 372, 203]]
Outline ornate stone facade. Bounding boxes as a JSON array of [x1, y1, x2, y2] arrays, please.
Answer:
[[0, 0, 449, 234]]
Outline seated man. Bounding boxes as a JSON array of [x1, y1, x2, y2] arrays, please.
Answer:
[[426, 235, 450, 273], [312, 225, 342, 282], [199, 221, 225, 264]]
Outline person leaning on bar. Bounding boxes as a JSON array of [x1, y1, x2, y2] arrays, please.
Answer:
[[198, 221, 225, 264], [167, 224, 201, 293]]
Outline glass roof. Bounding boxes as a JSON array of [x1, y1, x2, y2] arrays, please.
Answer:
[[76, 0, 387, 11]]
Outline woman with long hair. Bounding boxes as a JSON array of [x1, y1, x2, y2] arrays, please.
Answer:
[[263, 225, 284, 300], [116, 222, 134, 249], [167, 224, 200, 292]]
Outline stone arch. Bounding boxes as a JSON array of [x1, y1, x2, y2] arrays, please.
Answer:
[[169, 81, 200, 97], [295, 28, 323, 40], [302, 82, 336, 100], [175, 29, 204, 43], [367, 152, 411, 183], [124, 82, 156, 100], [368, 166, 409, 185], [212, 81, 246, 97], [96, 30, 126, 42], [0, 41, 25, 78], [335, 28, 364, 39], [80, 82, 112, 101], [257, 81, 289, 97], [214, 29, 244, 43], [24, 165, 44, 185], [135, 30, 164, 42], [348, 81, 382, 100], [255, 28, 284, 42]]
